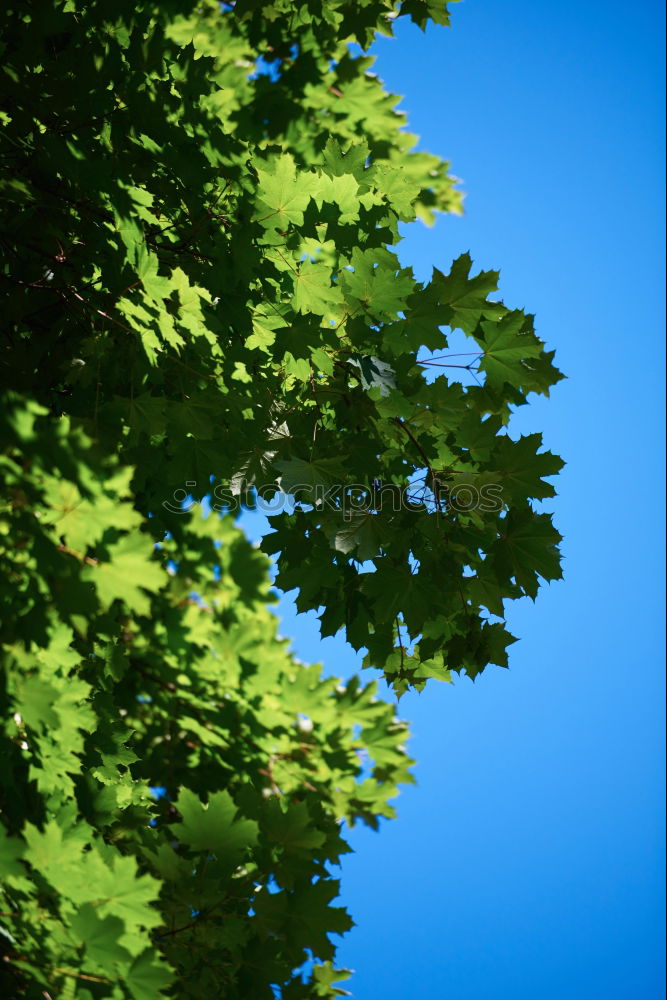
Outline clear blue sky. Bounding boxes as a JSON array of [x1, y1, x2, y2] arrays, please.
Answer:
[[244, 2, 666, 996]]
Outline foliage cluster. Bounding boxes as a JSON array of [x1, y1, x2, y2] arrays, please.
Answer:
[[0, 1, 563, 997]]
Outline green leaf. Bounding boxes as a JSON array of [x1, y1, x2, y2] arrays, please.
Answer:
[[264, 799, 326, 852], [293, 260, 344, 316], [69, 905, 132, 969], [247, 307, 286, 353], [126, 949, 173, 1000], [312, 961, 353, 997], [276, 457, 347, 497], [327, 512, 384, 561], [403, 0, 456, 31], [489, 433, 565, 501], [0, 825, 24, 879], [477, 311, 543, 388], [492, 508, 563, 599], [315, 173, 361, 224], [83, 533, 165, 615], [42, 472, 142, 551], [434, 252, 503, 334], [13, 676, 60, 731], [171, 789, 258, 862], [340, 249, 414, 319], [255, 153, 319, 229]]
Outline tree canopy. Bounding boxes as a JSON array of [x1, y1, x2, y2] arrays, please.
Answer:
[[0, 2, 563, 997]]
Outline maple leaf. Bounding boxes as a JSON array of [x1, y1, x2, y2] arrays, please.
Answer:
[[255, 153, 319, 229], [328, 511, 384, 561], [322, 137, 370, 179], [83, 533, 165, 616], [340, 248, 414, 319], [42, 473, 142, 551], [264, 799, 326, 853], [247, 306, 286, 352], [276, 456, 347, 497], [489, 433, 565, 502], [171, 788, 258, 862], [477, 310, 543, 388], [435, 252, 503, 334], [315, 172, 361, 224], [69, 906, 132, 969], [492, 507, 564, 599], [126, 949, 174, 1000], [0, 825, 25, 880], [293, 259, 344, 315]]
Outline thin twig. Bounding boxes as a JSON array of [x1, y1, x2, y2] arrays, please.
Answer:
[[57, 544, 98, 567]]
